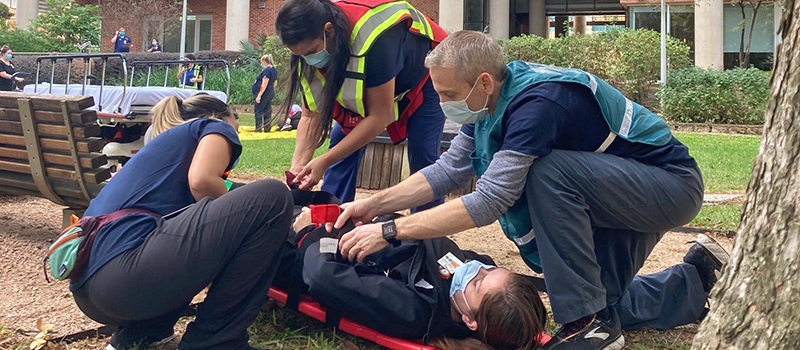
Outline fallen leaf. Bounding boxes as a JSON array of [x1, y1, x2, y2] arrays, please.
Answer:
[[34, 332, 46, 340], [35, 318, 43, 333], [40, 325, 53, 333], [29, 339, 46, 350], [342, 340, 359, 350]]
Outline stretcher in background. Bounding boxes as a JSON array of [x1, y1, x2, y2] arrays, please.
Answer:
[[23, 54, 230, 170]]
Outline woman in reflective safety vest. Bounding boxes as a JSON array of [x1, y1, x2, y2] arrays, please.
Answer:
[[276, 0, 448, 210]]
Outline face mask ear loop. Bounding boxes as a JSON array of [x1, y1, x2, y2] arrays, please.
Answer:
[[461, 290, 474, 315]]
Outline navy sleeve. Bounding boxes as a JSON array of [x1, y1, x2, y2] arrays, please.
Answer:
[[270, 67, 278, 81], [460, 124, 475, 137], [500, 86, 570, 156], [192, 119, 243, 171], [364, 24, 406, 88]]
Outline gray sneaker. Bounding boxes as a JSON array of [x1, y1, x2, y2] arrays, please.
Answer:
[[683, 234, 730, 292]]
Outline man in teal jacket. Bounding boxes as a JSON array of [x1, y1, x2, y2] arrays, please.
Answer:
[[332, 31, 729, 350]]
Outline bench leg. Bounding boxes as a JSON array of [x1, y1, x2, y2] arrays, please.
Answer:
[[63, 208, 85, 229]]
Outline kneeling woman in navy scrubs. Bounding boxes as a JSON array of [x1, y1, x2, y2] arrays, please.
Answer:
[[70, 94, 293, 350]]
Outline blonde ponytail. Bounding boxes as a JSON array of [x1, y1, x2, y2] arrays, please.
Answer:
[[149, 96, 186, 138], [261, 54, 274, 66]]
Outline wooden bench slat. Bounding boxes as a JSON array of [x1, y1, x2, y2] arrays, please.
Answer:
[[0, 108, 98, 125], [0, 120, 100, 138], [0, 158, 111, 184], [390, 144, 404, 187], [0, 92, 95, 111], [1, 134, 105, 153], [0, 147, 107, 169], [362, 143, 375, 190], [370, 143, 384, 190], [0, 172, 102, 203], [379, 144, 393, 189]]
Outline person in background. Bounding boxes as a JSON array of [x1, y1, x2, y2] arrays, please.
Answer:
[[0, 46, 23, 92], [252, 54, 278, 132], [112, 27, 133, 53], [147, 38, 163, 53], [280, 104, 302, 131], [177, 54, 203, 89]]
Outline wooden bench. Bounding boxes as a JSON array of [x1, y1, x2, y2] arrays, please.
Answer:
[[0, 92, 111, 227], [356, 129, 477, 197]]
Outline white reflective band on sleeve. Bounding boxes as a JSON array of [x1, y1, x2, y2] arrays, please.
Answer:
[[514, 229, 536, 246], [595, 131, 617, 153], [588, 74, 598, 94], [619, 99, 633, 138]]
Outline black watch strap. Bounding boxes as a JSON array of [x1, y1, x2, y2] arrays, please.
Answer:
[[382, 220, 401, 247]]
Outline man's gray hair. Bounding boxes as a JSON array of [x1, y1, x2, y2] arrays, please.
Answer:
[[425, 31, 507, 85]]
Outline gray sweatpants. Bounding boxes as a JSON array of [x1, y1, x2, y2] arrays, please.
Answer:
[[525, 150, 706, 329]]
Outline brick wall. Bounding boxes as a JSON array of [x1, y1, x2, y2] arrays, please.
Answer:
[[249, 0, 290, 39], [189, 0, 226, 51], [407, 0, 439, 23]]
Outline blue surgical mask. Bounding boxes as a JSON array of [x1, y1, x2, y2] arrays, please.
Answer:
[[120, 32, 125, 36], [302, 34, 331, 69], [152, 41, 158, 46], [449, 260, 495, 316], [439, 77, 490, 125], [5, 54, 10, 60]]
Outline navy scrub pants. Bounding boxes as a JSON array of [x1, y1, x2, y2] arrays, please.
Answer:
[[72, 180, 293, 350], [524, 150, 708, 330], [321, 78, 446, 212]]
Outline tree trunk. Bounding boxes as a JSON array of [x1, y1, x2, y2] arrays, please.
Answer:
[[739, 4, 748, 68], [691, 0, 800, 348], [743, 0, 763, 68]]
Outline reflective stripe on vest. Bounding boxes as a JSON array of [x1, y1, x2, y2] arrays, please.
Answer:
[[301, 1, 437, 119]]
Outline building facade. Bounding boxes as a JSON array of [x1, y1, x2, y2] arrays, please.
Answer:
[[79, 0, 777, 70]]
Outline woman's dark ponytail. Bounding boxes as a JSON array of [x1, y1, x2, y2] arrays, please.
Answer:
[[276, 0, 352, 148]]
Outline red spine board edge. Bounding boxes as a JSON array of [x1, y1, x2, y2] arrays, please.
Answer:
[[267, 287, 551, 350]]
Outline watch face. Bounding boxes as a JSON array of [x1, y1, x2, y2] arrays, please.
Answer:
[[382, 221, 396, 239]]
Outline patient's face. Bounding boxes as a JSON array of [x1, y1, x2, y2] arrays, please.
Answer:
[[457, 266, 512, 315]]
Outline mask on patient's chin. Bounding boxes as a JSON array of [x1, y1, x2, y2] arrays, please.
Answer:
[[439, 77, 490, 125]]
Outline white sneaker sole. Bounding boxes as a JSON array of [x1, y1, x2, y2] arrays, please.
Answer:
[[601, 334, 625, 350], [696, 234, 730, 266], [105, 334, 175, 350]]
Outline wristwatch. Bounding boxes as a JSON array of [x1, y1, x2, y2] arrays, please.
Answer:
[[381, 220, 402, 247]]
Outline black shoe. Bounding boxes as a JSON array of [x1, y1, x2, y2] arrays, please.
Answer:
[[105, 326, 174, 350], [541, 310, 624, 350], [683, 234, 730, 293]]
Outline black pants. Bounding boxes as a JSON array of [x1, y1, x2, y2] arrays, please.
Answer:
[[254, 93, 274, 131], [73, 180, 293, 350]]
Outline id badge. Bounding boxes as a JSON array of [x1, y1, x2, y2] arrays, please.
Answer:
[[437, 252, 464, 275]]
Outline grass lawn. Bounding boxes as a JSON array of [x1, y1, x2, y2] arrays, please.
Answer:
[[231, 113, 328, 179], [231, 114, 762, 194], [690, 204, 743, 232], [674, 133, 761, 193]]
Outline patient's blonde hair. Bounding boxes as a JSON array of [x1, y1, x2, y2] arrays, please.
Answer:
[[149, 94, 233, 138]]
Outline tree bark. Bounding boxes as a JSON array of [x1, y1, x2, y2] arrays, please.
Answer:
[[691, 0, 800, 348]]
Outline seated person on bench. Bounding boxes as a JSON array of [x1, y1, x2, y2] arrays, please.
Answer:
[[276, 205, 548, 350]]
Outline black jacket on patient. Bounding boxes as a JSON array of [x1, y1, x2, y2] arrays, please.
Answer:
[[273, 191, 495, 343]]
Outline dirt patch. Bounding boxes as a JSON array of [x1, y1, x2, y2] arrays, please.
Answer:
[[0, 193, 735, 349]]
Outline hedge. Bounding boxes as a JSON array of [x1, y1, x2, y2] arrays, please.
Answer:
[[503, 29, 692, 109], [658, 67, 770, 125]]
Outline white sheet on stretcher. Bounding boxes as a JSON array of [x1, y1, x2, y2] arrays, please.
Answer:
[[23, 83, 228, 116]]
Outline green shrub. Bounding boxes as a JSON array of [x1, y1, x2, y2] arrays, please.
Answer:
[[0, 29, 57, 52], [658, 67, 770, 125], [503, 29, 692, 109]]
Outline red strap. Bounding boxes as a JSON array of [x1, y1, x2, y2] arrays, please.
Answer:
[[310, 204, 341, 227]]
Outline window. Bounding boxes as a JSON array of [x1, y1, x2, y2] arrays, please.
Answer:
[[630, 5, 695, 58], [464, 0, 488, 31], [163, 14, 213, 53]]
